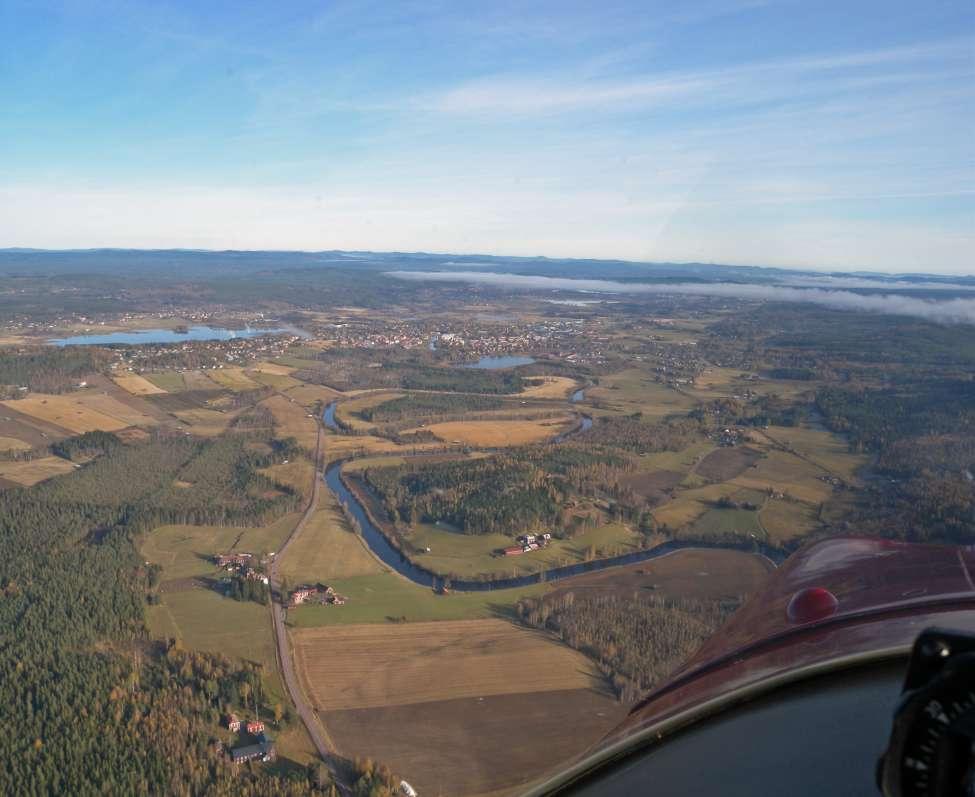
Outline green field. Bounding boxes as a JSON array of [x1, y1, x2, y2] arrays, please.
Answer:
[[760, 424, 865, 482], [286, 572, 549, 627], [634, 441, 713, 473], [760, 496, 823, 543], [146, 587, 289, 704], [684, 506, 765, 539], [342, 455, 407, 472], [140, 514, 299, 580], [145, 371, 186, 391], [408, 521, 642, 579], [248, 371, 304, 390], [585, 368, 697, 420], [275, 355, 324, 369]]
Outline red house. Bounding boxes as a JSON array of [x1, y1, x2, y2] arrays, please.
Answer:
[[290, 586, 316, 606], [225, 713, 241, 732], [246, 720, 265, 735]]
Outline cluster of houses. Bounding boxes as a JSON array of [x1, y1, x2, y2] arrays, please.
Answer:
[[289, 583, 347, 607], [502, 532, 553, 557], [716, 427, 745, 447], [224, 714, 275, 764], [214, 552, 269, 586]]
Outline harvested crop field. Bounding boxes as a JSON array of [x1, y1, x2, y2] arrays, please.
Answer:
[[250, 361, 296, 377], [283, 382, 342, 407], [619, 469, 684, 503], [0, 456, 76, 486], [325, 688, 626, 797], [695, 446, 762, 481], [172, 408, 237, 436], [0, 411, 64, 446], [259, 458, 315, 497], [416, 417, 575, 447], [112, 374, 168, 395], [182, 370, 224, 391], [549, 547, 773, 603], [292, 619, 603, 711], [2, 392, 156, 434], [145, 389, 223, 412], [260, 394, 319, 450], [335, 392, 402, 431], [207, 367, 261, 391], [276, 492, 383, 583], [247, 371, 302, 390], [519, 376, 579, 399], [0, 435, 32, 452]]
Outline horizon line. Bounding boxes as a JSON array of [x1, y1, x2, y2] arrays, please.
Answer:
[[1, 246, 969, 281]]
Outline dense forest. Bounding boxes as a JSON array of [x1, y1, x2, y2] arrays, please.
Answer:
[[358, 393, 504, 422], [575, 414, 701, 453], [50, 429, 123, 462], [516, 591, 738, 703], [817, 380, 975, 543], [363, 445, 638, 535], [0, 346, 103, 395], [42, 431, 302, 528]]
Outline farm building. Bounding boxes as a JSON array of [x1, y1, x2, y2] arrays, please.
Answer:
[[215, 552, 253, 568], [502, 545, 524, 557], [290, 585, 319, 605], [290, 583, 348, 607], [224, 713, 241, 732], [229, 738, 274, 764], [242, 568, 269, 585]]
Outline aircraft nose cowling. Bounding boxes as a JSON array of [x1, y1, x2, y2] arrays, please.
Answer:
[[787, 587, 839, 624]]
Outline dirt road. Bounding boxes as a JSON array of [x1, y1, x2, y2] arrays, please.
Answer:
[[267, 421, 347, 787]]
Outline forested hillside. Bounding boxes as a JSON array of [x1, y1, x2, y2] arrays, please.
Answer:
[[0, 432, 332, 795]]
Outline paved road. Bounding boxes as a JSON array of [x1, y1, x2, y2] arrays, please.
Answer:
[[267, 421, 347, 788]]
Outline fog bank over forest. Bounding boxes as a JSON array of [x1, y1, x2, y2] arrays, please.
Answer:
[[388, 271, 975, 325]]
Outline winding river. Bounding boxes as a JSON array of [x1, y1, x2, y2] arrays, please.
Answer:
[[319, 391, 779, 592]]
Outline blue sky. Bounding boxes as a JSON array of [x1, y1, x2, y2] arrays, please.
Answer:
[[1, 0, 972, 273]]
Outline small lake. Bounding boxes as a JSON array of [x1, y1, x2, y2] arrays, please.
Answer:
[[463, 355, 535, 370], [50, 325, 306, 346]]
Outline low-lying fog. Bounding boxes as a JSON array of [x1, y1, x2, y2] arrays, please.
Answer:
[[387, 271, 975, 325]]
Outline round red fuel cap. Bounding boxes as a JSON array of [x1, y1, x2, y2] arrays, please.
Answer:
[[787, 587, 839, 624]]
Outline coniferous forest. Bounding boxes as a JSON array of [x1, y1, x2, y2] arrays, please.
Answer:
[[0, 431, 331, 795]]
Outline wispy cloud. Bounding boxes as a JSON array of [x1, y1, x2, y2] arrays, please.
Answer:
[[387, 271, 975, 324], [417, 37, 974, 115]]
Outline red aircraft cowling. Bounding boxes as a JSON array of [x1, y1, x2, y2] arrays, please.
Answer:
[[602, 535, 975, 748]]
